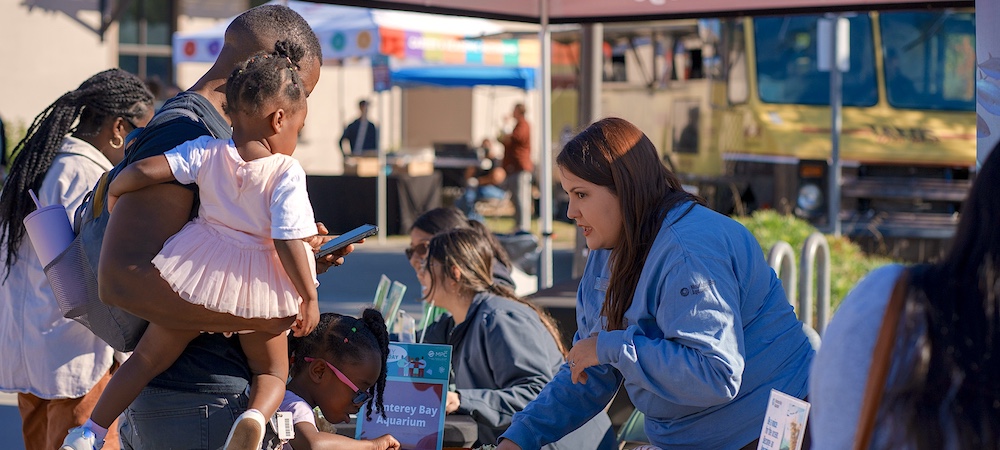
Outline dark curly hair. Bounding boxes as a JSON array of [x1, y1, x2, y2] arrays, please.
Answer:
[[0, 68, 153, 279], [289, 309, 390, 421], [224, 40, 306, 117]]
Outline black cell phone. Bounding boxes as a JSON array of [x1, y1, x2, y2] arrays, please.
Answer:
[[315, 224, 378, 259]]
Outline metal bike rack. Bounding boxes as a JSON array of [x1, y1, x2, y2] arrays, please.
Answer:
[[767, 241, 798, 310], [799, 232, 831, 336]]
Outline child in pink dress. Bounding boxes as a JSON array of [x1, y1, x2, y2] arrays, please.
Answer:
[[61, 41, 319, 450]]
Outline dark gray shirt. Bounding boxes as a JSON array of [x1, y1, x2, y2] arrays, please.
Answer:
[[424, 292, 615, 449]]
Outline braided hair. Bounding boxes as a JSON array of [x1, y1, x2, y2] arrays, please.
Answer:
[[289, 309, 391, 421], [0, 68, 153, 279], [224, 40, 306, 118]]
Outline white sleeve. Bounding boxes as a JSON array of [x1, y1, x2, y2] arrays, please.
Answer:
[[270, 161, 317, 240], [163, 136, 216, 185], [279, 392, 318, 428]]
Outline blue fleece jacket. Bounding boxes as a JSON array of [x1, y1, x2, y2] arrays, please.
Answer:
[[501, 202, 814, 449]]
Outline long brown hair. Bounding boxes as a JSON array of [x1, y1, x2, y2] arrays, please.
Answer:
[[557, 117, 704, 331], [424, 227, 568, 356]]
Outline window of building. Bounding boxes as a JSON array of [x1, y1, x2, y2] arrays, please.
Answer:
[[119, 0, 174, 84]]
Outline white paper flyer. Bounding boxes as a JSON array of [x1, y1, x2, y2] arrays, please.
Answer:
[[756, 389, 810, 450]]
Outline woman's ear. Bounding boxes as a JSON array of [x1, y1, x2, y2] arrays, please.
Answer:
[[112, 117, 129, 136], [270, 108, 286, 134], [449, 264, 462, 284]]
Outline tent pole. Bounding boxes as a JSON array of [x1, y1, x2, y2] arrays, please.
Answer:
[[377, 90, 387, 244], [538, 0, 553, 289]]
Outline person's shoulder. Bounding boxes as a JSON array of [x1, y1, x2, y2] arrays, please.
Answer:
[[478, 294, 539, 323], [127, 98, 218, 164], [821, 264, 905, 350], [835, 264, 905, 317]]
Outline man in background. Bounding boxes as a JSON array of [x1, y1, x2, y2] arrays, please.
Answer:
[[339, 99, 379, 156], [499, 103, 532, 232]]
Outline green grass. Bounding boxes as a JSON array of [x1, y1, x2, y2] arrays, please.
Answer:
[[734, 210, 893, 313], [482, 217, 578, 247]]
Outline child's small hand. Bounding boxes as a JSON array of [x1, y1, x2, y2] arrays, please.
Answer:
[[369, 434, 401, 450], [292, 300, 320, 337]]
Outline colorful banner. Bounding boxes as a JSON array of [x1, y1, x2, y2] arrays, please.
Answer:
[[381, 29, 538, 68], [356, 342, 452, 450]]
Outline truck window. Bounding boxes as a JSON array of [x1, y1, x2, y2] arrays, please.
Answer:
[[880, 11, 976, 111], [726, 20, 748, 104], [754, 14, 877, 107]]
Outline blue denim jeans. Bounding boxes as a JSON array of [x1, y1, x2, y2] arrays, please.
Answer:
[[455, 185, 508, 222], [118, 386, 247, 450]]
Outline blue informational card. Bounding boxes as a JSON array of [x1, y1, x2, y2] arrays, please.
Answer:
[[356, 342, 452, 450]]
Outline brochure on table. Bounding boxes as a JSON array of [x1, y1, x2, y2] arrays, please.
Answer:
[[756, 389, 810, 450], [356, 342, 452, 450]]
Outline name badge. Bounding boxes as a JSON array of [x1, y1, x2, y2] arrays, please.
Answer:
[[272, 411, 294, 441]]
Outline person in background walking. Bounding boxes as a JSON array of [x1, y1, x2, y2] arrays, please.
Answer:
[[0, 68, 154, 450], [339, 99, 378, 156], [498, 103, 532, 232]]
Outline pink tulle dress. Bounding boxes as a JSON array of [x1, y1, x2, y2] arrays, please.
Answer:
[[152, 136, 318, 319]]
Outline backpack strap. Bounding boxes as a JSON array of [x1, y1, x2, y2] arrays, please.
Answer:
[[90, 171, 111, 221], [853, 268, 910, 450]]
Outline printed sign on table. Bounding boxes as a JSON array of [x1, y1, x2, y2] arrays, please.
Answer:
[[357, 342, 452, 450], [756, 389, 810, 450]]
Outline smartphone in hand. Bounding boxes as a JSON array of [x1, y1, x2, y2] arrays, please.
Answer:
[[316, 224, 378, 260]]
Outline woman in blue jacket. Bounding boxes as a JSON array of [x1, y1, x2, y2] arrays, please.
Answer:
[[498, 117, 814, 450], [419, 227, 615, 450]]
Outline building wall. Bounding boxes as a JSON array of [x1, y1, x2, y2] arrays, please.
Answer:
[[1, 0, 542, 176], [0, 2, 115, 135]]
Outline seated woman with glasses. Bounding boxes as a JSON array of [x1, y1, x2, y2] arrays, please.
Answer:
[[406, 207, 516, 295], [414, 227, 616, 449], [263, 309, 400, 450]]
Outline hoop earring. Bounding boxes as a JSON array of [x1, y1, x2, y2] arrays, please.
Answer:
[[110, 134, 124, 149]]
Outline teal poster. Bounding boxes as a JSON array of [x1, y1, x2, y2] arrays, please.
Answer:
[[356, 342, 452, 450]]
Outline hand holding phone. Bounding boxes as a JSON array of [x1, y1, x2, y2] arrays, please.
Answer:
[[316, 224, 378, 260]]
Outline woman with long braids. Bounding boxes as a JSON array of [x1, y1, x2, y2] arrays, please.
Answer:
[[0, 68, 154, 450], [498, 118, 814, 450], [418, 227, 615, 450]]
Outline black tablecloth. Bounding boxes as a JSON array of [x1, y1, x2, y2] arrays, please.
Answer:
[[307, 173, 442, 236]]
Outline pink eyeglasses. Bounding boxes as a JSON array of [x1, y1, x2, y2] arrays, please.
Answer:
[[303, 357, 372, 405]]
